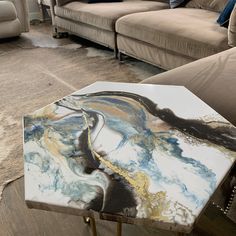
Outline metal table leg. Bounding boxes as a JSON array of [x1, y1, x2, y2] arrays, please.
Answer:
[[83, 217, 122, 236], [83, 217, 97, 236], [117, 222, 122, 236]]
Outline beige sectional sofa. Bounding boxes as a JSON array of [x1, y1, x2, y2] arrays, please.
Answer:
[[50, 0, 235, 68]]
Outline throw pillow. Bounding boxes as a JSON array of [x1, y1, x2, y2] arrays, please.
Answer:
[[228, 5, 236, 46], [217, 0, 236, 27], [169, 0, 186, 8]]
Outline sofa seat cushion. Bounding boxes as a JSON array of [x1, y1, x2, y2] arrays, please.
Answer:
[[54, 1, 169, 31], [116, 8, 229, 59]]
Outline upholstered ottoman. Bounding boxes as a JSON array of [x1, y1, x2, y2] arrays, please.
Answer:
[[0, 1, 21, 38]]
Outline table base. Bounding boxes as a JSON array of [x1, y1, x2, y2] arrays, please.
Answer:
[[83, 217, 122, 236]]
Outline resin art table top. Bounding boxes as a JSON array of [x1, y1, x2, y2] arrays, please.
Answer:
[[23, 82, 236, 233]]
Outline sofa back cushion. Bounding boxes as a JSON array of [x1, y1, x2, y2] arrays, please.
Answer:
[[185, 0, 228, 12]]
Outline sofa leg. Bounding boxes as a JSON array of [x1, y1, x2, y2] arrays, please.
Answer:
[[114, 48, 118, 59], [118, 51, 123, 62], [52, 27, 69, 39], [53, 32, 69, 39]]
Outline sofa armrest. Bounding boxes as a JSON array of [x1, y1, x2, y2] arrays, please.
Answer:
[[9, 0, 29, 32], [228, 4, 236, 47]]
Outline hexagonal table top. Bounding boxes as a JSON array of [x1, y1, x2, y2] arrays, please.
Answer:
[[23, 82, 236, 233]]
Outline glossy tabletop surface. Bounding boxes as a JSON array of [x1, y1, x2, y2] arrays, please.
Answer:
[[23, 82, 236, 233]]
